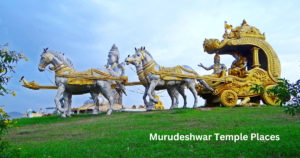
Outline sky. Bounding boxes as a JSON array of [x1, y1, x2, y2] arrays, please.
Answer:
[[1, 0, 300, 114]]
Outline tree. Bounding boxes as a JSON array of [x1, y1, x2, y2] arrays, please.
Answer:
[[0, 42, 28, 157]]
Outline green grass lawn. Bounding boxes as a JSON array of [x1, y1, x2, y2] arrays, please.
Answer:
[[5, 106, 300, 158]]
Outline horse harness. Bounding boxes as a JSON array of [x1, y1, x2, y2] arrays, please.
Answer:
[[39, 53, 66, 71], [39, 54, 53, 68]]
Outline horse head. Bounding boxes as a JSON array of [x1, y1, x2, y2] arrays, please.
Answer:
[[124, 47, 143, 66], [38, 48, 54, 72], [125, 53, 140, 67]]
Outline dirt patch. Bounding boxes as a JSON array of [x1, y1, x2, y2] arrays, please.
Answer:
[[197, 108, 214, 111], [139, 111, 157, 115], [74, 117, 104, 124]]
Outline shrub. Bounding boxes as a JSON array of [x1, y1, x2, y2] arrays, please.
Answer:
[[250, 78, 300, 116], [0, 42, 27, 157]]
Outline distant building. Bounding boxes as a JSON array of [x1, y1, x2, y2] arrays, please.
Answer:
[[71, 92, 123, 113], [22, 108, 43, 118]]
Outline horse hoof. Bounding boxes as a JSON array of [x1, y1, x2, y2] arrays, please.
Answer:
[[146, 108, 155, 111], [106, 109, 113, 115], [92, 111, 99, 115], [58, 108, 65, 113], [67, 115, 71, 117]]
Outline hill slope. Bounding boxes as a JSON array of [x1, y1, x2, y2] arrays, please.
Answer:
[[7, 112, 23, 119], [5, 106, 300, 157]]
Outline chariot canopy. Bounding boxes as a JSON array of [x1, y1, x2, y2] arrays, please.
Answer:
[[203, 19, 281, 82]]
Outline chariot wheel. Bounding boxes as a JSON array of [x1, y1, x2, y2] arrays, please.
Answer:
[[220, 90, 238, 107], [261, 85, 280, 106]]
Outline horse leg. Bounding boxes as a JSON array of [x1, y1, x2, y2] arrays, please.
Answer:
[[91, 91, 100, 116], [174, 90, 180, 108], [145, 82, 158, 111], [167, 88, 176, 109], [187, 80, 198, 108], [149, 90, 156, 110], [147, 80, 159, 104], [100, 82, 114, 115], [62, 91, 71, 118], [67, 93, 72, 117], [54, 85, 65, 117], [143, 85, 150, 107], [59, 96, 64, 109], [178, 84, 187, 108]]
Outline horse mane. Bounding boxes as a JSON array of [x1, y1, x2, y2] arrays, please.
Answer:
[[144, 50, 153, 58], [137, 48, 153, 58], [46, 50, 76, 70]]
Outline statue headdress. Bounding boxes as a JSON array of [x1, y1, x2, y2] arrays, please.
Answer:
[[214, 52, 220, 63], [109, 44, 120, 62]]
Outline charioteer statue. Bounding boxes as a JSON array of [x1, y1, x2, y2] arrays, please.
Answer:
[[198, 52, 227, 78], [228, 52, 248, 77], [105, 44, 127, 100], [105, 44, 126, 77]]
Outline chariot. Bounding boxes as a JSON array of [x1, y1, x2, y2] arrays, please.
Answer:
[[196, 20, 281, 107], [21, 20, 282, 110]]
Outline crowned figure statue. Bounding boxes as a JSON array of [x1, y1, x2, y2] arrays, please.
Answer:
[[106, 44, 126, 77], [198, 52, 227, 78], [105, 44, 126, 104], [228, 52, 248, 77]]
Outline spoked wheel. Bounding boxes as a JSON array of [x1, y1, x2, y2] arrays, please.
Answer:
[[261, 85, 280, 106], [220, 90, 238, 107]]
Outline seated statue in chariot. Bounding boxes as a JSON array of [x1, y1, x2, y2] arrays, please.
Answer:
[[198, 52, 227, 78], [228, 52, 248, 77]]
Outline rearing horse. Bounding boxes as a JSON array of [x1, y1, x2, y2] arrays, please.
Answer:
[[38, 48, 126, 117], [125, 47, 213, 110]]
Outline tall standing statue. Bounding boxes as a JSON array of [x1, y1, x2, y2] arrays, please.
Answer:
[[105, 44, 126, 104], [198, 52, 227, 78], [228, 52, 248, 77]]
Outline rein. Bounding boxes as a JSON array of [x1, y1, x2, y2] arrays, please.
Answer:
[[127, 50, 145, 64]]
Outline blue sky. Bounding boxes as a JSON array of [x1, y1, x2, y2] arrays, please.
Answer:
[[1, 0, 300, 113]]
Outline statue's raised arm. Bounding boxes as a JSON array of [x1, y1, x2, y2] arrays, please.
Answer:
[[117, 62, 126, 77], [199, 52, 227, 78], [198, 63, 214, 71]]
